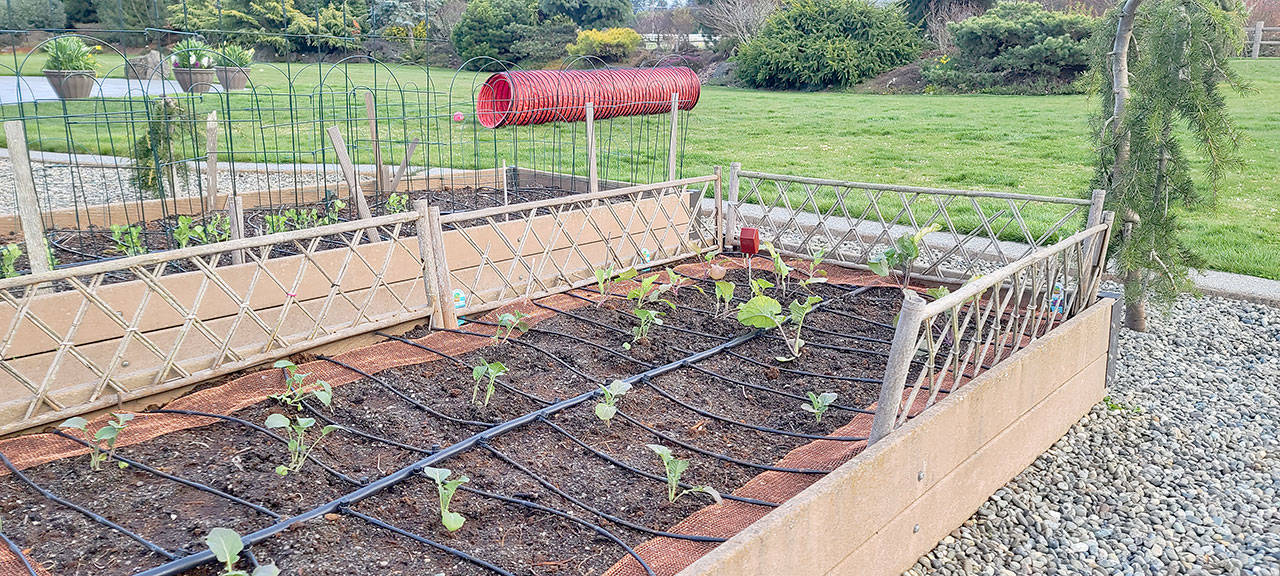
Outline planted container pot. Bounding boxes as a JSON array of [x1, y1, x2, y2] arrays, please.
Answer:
[[215, 44, 254, 91], [214, 65, 249, 90], [172, 67, 218, 93], [169, 38, 218, 93], [40, 36, 100, 99], [43, 69, 96, 99]]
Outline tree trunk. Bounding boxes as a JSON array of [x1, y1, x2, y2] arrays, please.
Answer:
[[1111, 0, 1148, 332], [1121, 212, 1147, 332]]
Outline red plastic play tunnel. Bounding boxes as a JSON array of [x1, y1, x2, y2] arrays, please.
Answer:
[[475, 67, 701, 129]]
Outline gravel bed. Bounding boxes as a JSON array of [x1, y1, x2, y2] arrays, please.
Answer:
[[907, 294, 1280, 576], [0, 156, 344, 215]]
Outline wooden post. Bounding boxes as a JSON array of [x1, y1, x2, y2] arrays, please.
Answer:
[[1083, 188, 1107, 265], [204, 111, 219, 213], [667, 92, 679, 182], [364, 91, 386, 195], [586, 101, 598, 195], [5, 121, 51, 274], [227, 196, 245, 265], [427, 206, 457, 328], [414, 199, 444, 329], [388, 138, 420, 192], [325, 125, 380, 243], [869, 291, 927, 444], [727, 162, 741, 247], [1252, 21, 1264, 58], [713, 165, 724, 250]]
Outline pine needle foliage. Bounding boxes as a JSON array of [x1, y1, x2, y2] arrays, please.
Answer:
[[1091, 0, 1247, 310]]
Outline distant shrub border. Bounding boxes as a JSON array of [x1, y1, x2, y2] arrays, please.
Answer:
[[922, 1, 1097, 94], [566, 28, 644, 62]]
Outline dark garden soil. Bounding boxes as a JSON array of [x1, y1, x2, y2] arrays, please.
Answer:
[[0, 261, 907, 576]]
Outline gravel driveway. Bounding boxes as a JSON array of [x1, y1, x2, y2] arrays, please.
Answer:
[[908, 295, 1280, 576]]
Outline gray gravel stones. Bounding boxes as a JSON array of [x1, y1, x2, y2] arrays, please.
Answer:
[[907, 295, 1280, 576]]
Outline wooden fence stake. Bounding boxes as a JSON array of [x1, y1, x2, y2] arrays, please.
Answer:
[[325, 125, 381, 243], [5, 120, 51, 274], [1083, 188, 1107, 264], [364, 91, 387, 195], [667, 92, 679, 181], [427, 206, 457, 328], [204, 111, 219, 213], [414, 199, 444, 329], [227, 195, 245, 265], [1252, 21, 1264, 58], [727, 162, 741, 247], [586, 101, 598, 195], [388, 138, 420, 192], [869, 290, 927, 444], [714, 165, 724, 250]]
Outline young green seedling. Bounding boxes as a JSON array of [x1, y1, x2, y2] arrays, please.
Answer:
[[736, 294, 822, 361], [625, 273, 674, 312], [748, 277, 773, 297], [762, 242, 793, 295], [593, 265, 638, 305], [1, 244, 21, 278], [594, 379, 632, 424], [470, 358, 508, 406], [627, 308, 664, 349], [712, 280, 735, 318], [800, 248, 829, 288], [59, 413, 135, 471], [868, 224, 941, 290], [493, 311, 528, 342], [422, 466, 468, 532], [263, 413, 339, 476], [173, 215, 198, 248], [204, 527, 280, 576], [270, 359, 333, 411], [801, 392, 838, 423], [206, 213, 232, 242], [110, 224, 147, 256], [646, 444, 721, 504], [320, 198, 346, 225], [263, 213, 290, 235], [386, 192, 410, 213]]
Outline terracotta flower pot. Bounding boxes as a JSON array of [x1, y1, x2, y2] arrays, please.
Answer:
[[43, 70, 96, 99], [173, 67, 218, 93], [214, 66, 250, 91]]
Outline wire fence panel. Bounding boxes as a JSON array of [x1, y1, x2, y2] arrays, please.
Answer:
[[0, 210, 428, 435], [731, 169, 1096, 282]]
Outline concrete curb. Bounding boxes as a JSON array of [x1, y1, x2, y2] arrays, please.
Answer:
[[1191, 270, 1280, 307]]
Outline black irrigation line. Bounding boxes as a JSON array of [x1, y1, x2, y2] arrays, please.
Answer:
[[537, 417, 779, 509], [375, 332, 555, 406], [465, 317, 656, 370], [481, 443, 728, 543], [723, 349, 884, 385], [317, 355, 496, 428], [50, 430, 281, 520], [613, 409, 830, 475], [339, 507, 516, 576], [0, 451, 177, 561], [0, 530, 38, 576], [438, 327, 602, 387], [146, 408, 362, 487], [681, 362, 875, 416], [299, 400, 433, 455], [560, 289, 734, 342], [636, 376, 867, 442]]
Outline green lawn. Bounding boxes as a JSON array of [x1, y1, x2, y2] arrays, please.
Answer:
[[3, 53, 1277, 279]]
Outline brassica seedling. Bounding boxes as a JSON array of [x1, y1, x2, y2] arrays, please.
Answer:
[[736, 294, 822, 361], [801, 392, 838, 423], [800, 248, 829, 288], [1, 244, 21, 278], [205, 527, 280, 576], [868, 224, 941, 289], [386, 192, 410, 213], [470, 358, 507, 406], [593, 265, 637, 305], [493, 311, 528, 341], [264, 413, 339, 476], [625, 273, 674, 312], [762, 242, 792, 295], [422, 466, 468, 532], [60, 413, 134, 471], [749, 277, 773, 297], [712, 280, 735, 318], [110, 224, 147, 256], [628, 308, 663, 347], [594, 379, 632, 424], [270, 359, 333, 411], [646, 444, 721, 504]]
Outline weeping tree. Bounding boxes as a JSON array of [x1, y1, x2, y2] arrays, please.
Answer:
[[1093, 0, 1246, 331]]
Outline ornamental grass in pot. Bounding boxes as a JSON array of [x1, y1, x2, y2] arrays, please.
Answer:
[[170, 38, 217, 93], [214, 44, 253, 91], [42, 37, 99, 99]]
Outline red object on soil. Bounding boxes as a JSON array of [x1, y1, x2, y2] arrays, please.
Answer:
[[475, 67, 701, 129], [740, 227, 760, 254]]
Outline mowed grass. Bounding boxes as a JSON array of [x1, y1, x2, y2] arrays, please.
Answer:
[[2, 52, 1277, 278]]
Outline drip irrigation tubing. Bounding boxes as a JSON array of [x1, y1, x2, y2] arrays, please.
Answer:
[[299, 400, 433, 455], [537, 417, 779, 508], [50, 430, 281, 519], [465, 317, 656, 370], [374, 333, 554, 406], [317, 355, 496, 428], [680, 363, 874, 416], [0, 451, 177, 560], [1, 529, 39, 576], [340, 508, 516, 576], [611, 410, 830, 475]]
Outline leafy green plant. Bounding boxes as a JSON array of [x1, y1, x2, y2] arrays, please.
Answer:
[[171, 37, 215, 68], [493, 311, 528, 341], [320, 198, 346, 226], [1, 244, 22, 278], [801, 392, 837, 423], [749, 277, 773, 297], [762, 242, 793, 295], [628, 308, 664, 348], [470, 358, 507, 406], [59, 413, 134, 471], [625, 273, 674, 312], [217, 43, 255, 68], [130, 97, 195, 198], [593, 265, 637, 304], [646, 444, 721, 504], [110, 224, 147, 256], [206, 213, 232, 242], [712, 280, 735, 318], [173, 215, 199, 248], [270, 359, 333, 411], [800, 248, 829, 288], [422, 466, 468, 532], [594, 379, 632, 424], [736, 294, 822, 361], [385, 192, 410, 213], [868, 224, 940, 290], [283, 208, 319, 230], [204, 527, 280, 576], [566, 27, 644, 62], [42, 36, 98, 71], [263, 213, 290, 235], [263, 413, 339, 476]]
